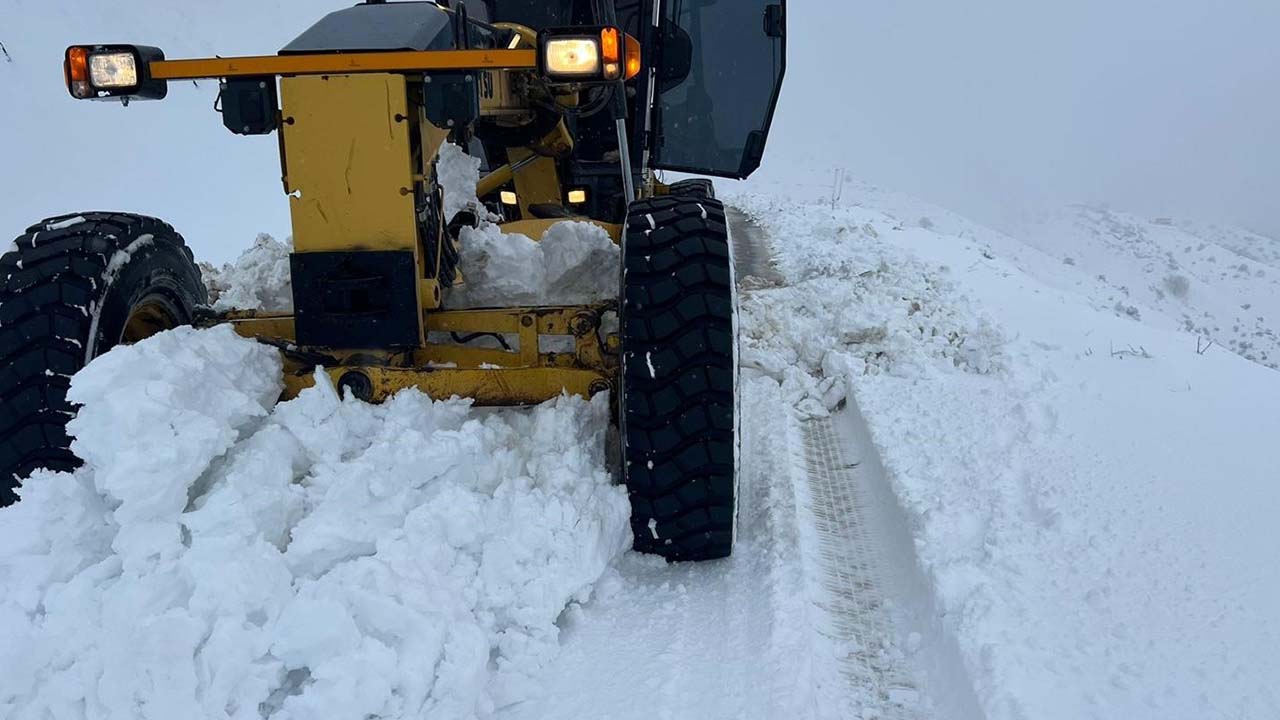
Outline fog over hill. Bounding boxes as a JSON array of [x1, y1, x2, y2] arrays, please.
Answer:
[[3, 0, 1278, 258]]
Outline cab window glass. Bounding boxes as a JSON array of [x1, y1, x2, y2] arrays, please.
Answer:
[[655, 0, 784, 178]]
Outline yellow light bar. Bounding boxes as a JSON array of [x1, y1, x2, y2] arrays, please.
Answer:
[[149, 48, 537, 81]]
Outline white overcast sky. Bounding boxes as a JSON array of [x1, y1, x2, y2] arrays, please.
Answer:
[[755, 0, 1280, 236], [2, 1, 1277, 260]]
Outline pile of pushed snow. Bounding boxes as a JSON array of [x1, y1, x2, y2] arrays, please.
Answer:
[[449, 221, 619, 308], [737, 199, 1004, 419], [435, 141, 620, 308], [0, 326, 630, 719], [201, 233, 293, 312]]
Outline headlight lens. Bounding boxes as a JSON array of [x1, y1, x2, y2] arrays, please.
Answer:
[[88, 52, 138, 89], [543, 38, 600, 77]]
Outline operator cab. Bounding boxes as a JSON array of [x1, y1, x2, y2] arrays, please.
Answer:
[[485, 0, 786, 181]]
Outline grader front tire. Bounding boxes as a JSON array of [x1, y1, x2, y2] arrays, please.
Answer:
[[621, 196, 737, 561], [0, 213, 206, 503]]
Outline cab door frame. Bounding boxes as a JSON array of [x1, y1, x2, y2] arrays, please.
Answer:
[[633, 0, 787, 180]]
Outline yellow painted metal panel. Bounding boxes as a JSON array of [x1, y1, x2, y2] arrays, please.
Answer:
[[478, 69, 531, 118], [284, 366, 612, 406], [508, 153, 564, 215], [281, 74, 418, 254]]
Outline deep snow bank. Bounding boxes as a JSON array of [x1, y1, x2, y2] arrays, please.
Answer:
[[0, 326, 630, 719], [732, 188, 1280, 720]]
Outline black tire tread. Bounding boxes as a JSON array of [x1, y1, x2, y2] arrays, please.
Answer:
[[622, 195, 736, 561], [667, 178, 717, 200], [0, 212, 203, 504]]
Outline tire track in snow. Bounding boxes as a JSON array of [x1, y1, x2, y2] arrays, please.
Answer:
[[796, 416, 923, 717], [733, 208, 981, 719], [733, 208, 926, 717], [727, 207, 785, 285]]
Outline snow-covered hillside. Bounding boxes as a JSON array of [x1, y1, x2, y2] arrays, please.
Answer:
[[1019, 206, 1280, 369], [727, 186, 1280, 719]]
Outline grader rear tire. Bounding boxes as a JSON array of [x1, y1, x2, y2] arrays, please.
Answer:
[[621, 196, 737, 561], [667, 178, 717, 200], [0, 213, 206, 504]]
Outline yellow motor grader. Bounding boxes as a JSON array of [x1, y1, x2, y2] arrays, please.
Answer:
[[0, 0, 786, 560]]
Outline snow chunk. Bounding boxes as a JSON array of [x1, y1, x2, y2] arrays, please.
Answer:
[[449, 221, 619, 307], [437, 140, 483, 221], [201, 233, 293, 312], [0, 327, 630, 719], [541, 221, 622, 303], [45, 215, 85, 231]]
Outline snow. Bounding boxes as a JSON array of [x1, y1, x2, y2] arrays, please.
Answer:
[[729, 187, 1280, 720], [201, 233, 294, 312], [448, 221, 619, 308], [1015, 205, 1280, 369], [45, 216, 85, 231], [434, 140, 620, 308], [0, 325, 630, 719], [84, 234, 157, 361], [437, 140, 485, 222], [4, 180, 1278, 717], [2, 3, 1277, 709]]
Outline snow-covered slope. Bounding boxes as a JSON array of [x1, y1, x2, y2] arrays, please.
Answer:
[[728, 187, 1280, 719], [1018, 206, 1280, 369]]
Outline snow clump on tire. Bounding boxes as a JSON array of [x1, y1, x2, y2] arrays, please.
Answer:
[[0, 325, 631, 718]]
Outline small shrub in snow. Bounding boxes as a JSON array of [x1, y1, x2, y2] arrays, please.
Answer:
[[1163, 274, 1191, 299], [1113, 302, 1141, 319]]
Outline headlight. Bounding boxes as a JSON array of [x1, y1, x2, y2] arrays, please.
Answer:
[[538, 27, 641, 85], [64, 44, 168, 102], [88, 52, 139, 89], [543, 38, 601, 78]]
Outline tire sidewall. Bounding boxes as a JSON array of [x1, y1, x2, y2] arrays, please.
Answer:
[[90, 241, 205, 360]]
